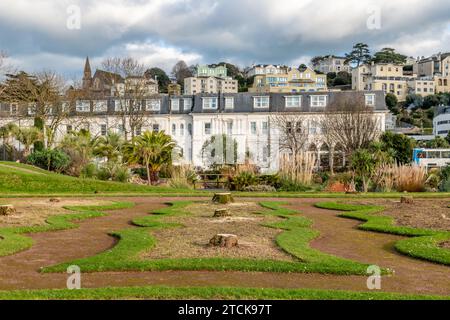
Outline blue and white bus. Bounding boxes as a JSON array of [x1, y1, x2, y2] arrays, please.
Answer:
[[413, 148, 450, 168]]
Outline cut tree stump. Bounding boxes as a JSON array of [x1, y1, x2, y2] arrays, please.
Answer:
[[401, 196, 414, 204], [209, 234, 238, 248], [214, 209, 231, 217], [212, 193, 234, 204], [0, 205, 16, 216], [49, 198, 60, 203]]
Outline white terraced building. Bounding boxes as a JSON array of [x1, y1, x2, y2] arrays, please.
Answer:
[[0, 91, 388, 172]]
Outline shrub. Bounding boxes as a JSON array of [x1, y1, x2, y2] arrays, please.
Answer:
[[80, 163, 97, 179], [114, 166, 131, 183], [229, 172, 258, 191], [27, 149, 70, 172], [374, 164, 427, 192], [278, 178, 312, 192], [243, 185, 276, 192], [439, 179, 450, 192], [96, 166, 112, 181], [258, 174, 282, 189], [168, 165, 196, 189]]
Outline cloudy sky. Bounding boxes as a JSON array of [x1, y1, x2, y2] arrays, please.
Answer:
[[1, 0, 450, 79]]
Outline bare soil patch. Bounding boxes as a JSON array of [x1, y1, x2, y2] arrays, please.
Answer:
[[0, 198, 114, 228], [347, 199, 450, 232], [142, 201, 295, 262]]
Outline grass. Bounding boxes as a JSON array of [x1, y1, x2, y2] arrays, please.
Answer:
[[315, 202, 450, 265], [3, 162, 450, 198], [0, 201, 135, 257], [43, 201, 374, 275], [0, 286, 448, 300]]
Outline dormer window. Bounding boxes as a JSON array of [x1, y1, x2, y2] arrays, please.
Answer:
[[146, 99, 161, 111], [225, 97, 234, 110], [202, 97, 218, 110], [285, 96, 302, 108], [365, 94, 376, 106], [171, 99, 180, 111], [310, 95, 327, 107], [254, 96, 270, 108], [93, 100, 108, 112], [184, 98, 192, 110], [76, 100, 91, 112]]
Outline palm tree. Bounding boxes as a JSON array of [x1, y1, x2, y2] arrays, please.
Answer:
[[16, 127, 43, 158], [0, 123, 18, 160], [123, 131, 176, 185], [60, 129, 96, 175], [93, 132, 124, 163]]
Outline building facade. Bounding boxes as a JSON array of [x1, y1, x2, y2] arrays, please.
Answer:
[[249, 66, 327, 94], [313, 55, 351, 74], [184, 77, 238, 95], [0, 91, 388, 172], [433, 106, 450, 137], [245, 64, 289, 78], [413, 53, 450, 94], [195, 64, 228, 78]]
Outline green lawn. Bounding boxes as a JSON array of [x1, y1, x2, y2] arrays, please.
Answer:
[[2, 161, 450, 198], [315, 202, 450, 265], [43, 201, 377, 275], [0, 201, 135, 257], [0, 286, 448, 300]]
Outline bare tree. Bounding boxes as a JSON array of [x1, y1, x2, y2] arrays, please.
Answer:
[[320, 95, 380, 158], [270, 113, 310, 155], [171, 60, 193, 85], [0, 70, 70, 148], [101, 57, 155, 140]]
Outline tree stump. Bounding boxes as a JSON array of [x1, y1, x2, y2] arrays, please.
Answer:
[[0, 205, 16, 216], [401, 196, 414, 204], [212, 193, 234, 204], [214, 209, 231, 217], [209, 234, 238, 248], [49, 198, 60, 203]]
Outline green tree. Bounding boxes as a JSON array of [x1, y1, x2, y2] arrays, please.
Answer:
[[144, 67, 170, 93], [93, 132, 124, 163], [423, 95, 440, 109], [425, 137, 450, 149], [405, 94, 424, 108], [385, 93, 399, 113], [351, 149, 375, 192], [380, 131, 415, 164], [0, 123, 18, 160], [15, 127, 43, 158], [372, 48, 407, 64], [60, 129, 96, 176], [333, 71, 352, 86], [345, 43, 372, 67], [123, 131, 176, 185]]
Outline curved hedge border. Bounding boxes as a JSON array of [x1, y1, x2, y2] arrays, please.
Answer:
[[43, 201, 375, 275], [315, 202, 450, 266], [0, 286, 448, 300], [0, 202, 135, 257]]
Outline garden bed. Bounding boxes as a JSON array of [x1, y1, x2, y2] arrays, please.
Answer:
[[347, 199, 450, 232], [141, 202, 295, 261]]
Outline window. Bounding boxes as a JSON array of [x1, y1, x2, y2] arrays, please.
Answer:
[[250, 122, 257, 135], [118, 125, 125, 135], [10, 103, 18, 115], [188, 123, 193, 136], [146, 99, 161, 111], [180, 124, 185, 136], [100, 124, 107, 136], [310, 95, 327, 107], [62, 102, 70, 113], [114, 100, 126, 112], [227, 122, 233, 135], [66, 125, 73, 134], [204, 122, 212, 135], [254, 96, 270, 108], [172, 124, 177, 136], [184, 98, 192, 110], [202, 97, 218, 110], [171, 99, 180, 111], [262, 146, 269, 162], [152, 124, 160, 132], [94, 100, 108, 112], [225, 97, 234, 110], [76, 100, 90, 112], [262, 122, 269, 134], [365, 94, 375, 106], [285, 96, 302, 108]]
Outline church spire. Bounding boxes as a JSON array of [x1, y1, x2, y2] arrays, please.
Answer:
[[82, 56, 92, 89]]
